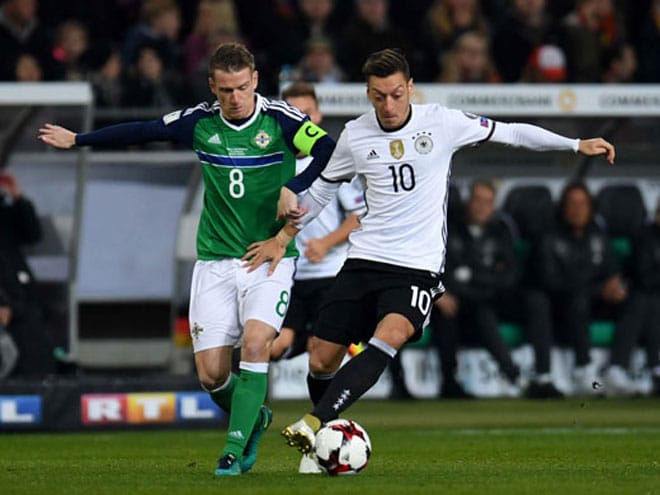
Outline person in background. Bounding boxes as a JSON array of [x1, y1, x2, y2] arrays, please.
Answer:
[[0, 260, 20, 379], [436, 30, 501, 83], [338, 0, 413, 81], [603, 200, 660, 397], [601, 41, 637, 83], [296, 36, 345, 83], [636, 0, 660, 82], [558, 0, 623, 82], [533, 182, 627, 395], [0, 0, 56, 80], [51, 19, 89, 81], [492, 0, 553, 82], [421, 0, 490, 80], [121, 0, 182, 75], [0, 171, 51, 377], [121, 42, 182, 108], [183, 0, 242, 88], [11, 52, 43, 81], [431, 180, 520, 398], [80, 43, 123, 108]]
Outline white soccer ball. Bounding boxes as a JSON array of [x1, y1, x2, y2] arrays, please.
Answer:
[[313, 419, 372, 475]]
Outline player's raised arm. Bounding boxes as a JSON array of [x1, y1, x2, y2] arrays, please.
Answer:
[[38, 108, 200, 150], [38, 123, 77, 149], [487, 120, 616, 164]]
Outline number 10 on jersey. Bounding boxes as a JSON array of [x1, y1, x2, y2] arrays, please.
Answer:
[[388, 164, 416, 192]]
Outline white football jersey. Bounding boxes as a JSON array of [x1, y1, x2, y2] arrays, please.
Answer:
[[300, 103, 578, 274], [295, 156, 366, 280], [318, 104, 499, 274]]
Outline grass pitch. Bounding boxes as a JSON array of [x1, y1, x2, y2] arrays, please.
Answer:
[[1, 398, 659, 495]]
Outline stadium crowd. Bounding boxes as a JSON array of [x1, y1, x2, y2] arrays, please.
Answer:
[[1, 0, 659, 105]]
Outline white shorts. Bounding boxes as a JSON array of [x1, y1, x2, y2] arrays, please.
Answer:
[[188, 257, 295, 353]]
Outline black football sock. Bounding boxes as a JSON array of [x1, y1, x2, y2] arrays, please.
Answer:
[[307, 371, 335, 406], [312, 340, 393, 423]]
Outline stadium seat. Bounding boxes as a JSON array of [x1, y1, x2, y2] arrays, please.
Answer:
[[595, 184, 647, 270], [502, 184, 555, 242], [595, 184, 647, 238]]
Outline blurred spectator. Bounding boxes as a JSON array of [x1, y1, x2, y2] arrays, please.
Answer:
[[603, 200, 660, 397], [0, 0, 56, 80], [558, 0, 624, 82], [480, 0, 510, 29], [534, 182, 627, 394], [122, 0, 182, 73], [80, 43, 123, 108], [187, 28, 244, 103], [519, 44, 568, 83], [121, 43, 182, 108], [601, 41, 637, 83], [296, 35, 344, 83], [0, 273, 20, 378], [437, 31, 501, 83], [183, 0, 241, 84], [637, 0, 660, 82], [338, 0, 413, 81], [430, 180, 521, 398], [51, 19, 89, 80], [11, 52, 43, 81], [421, 0, 490, 80], [0, 171, 53, 377], [273, 0, 341, 68], [492, 0, 555, 82]]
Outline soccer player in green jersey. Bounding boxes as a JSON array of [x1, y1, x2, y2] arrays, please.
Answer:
[[38, 42, 336, 476]]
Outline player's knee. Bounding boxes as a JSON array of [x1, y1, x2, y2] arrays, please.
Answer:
[[196, 367, 230, 391], [374, 315, 415, 349], [308, 350, 341, 375], [241, 338, 271, 362]]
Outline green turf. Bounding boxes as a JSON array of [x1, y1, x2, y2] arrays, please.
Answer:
[[1, 399, 659, 495]]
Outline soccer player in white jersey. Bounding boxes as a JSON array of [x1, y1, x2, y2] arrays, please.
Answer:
[[244, 48, 615, 455]]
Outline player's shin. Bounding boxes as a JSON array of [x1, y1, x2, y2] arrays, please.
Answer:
[[312, 340, 392, 422], [222, 364, 269, 458], [307, 370, 335, 406]]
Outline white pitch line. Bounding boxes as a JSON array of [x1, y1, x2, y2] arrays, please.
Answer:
[[428, 427, 660, 436]]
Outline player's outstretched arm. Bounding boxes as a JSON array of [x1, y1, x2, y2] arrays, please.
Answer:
[[38, 123, 77, 149], [578, 138, 615, 165]]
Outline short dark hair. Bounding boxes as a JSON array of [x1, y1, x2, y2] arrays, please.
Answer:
[[558, 181, 593, 215], [281, 82, 318, 104], [362, 48, 410, 81], [208, 42, 255, 77]]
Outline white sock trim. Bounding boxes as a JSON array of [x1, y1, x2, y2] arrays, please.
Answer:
[[240, 361, 269, 373], [368, 337, 397, 358], [201, 373, 233, 393], [309, 370, 336, 380]]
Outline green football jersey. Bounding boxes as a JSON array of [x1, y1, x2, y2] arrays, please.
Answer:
[[164, 95, 327, 260]]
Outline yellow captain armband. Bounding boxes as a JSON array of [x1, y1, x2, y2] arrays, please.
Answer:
[[293, 121, 327, 155]]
